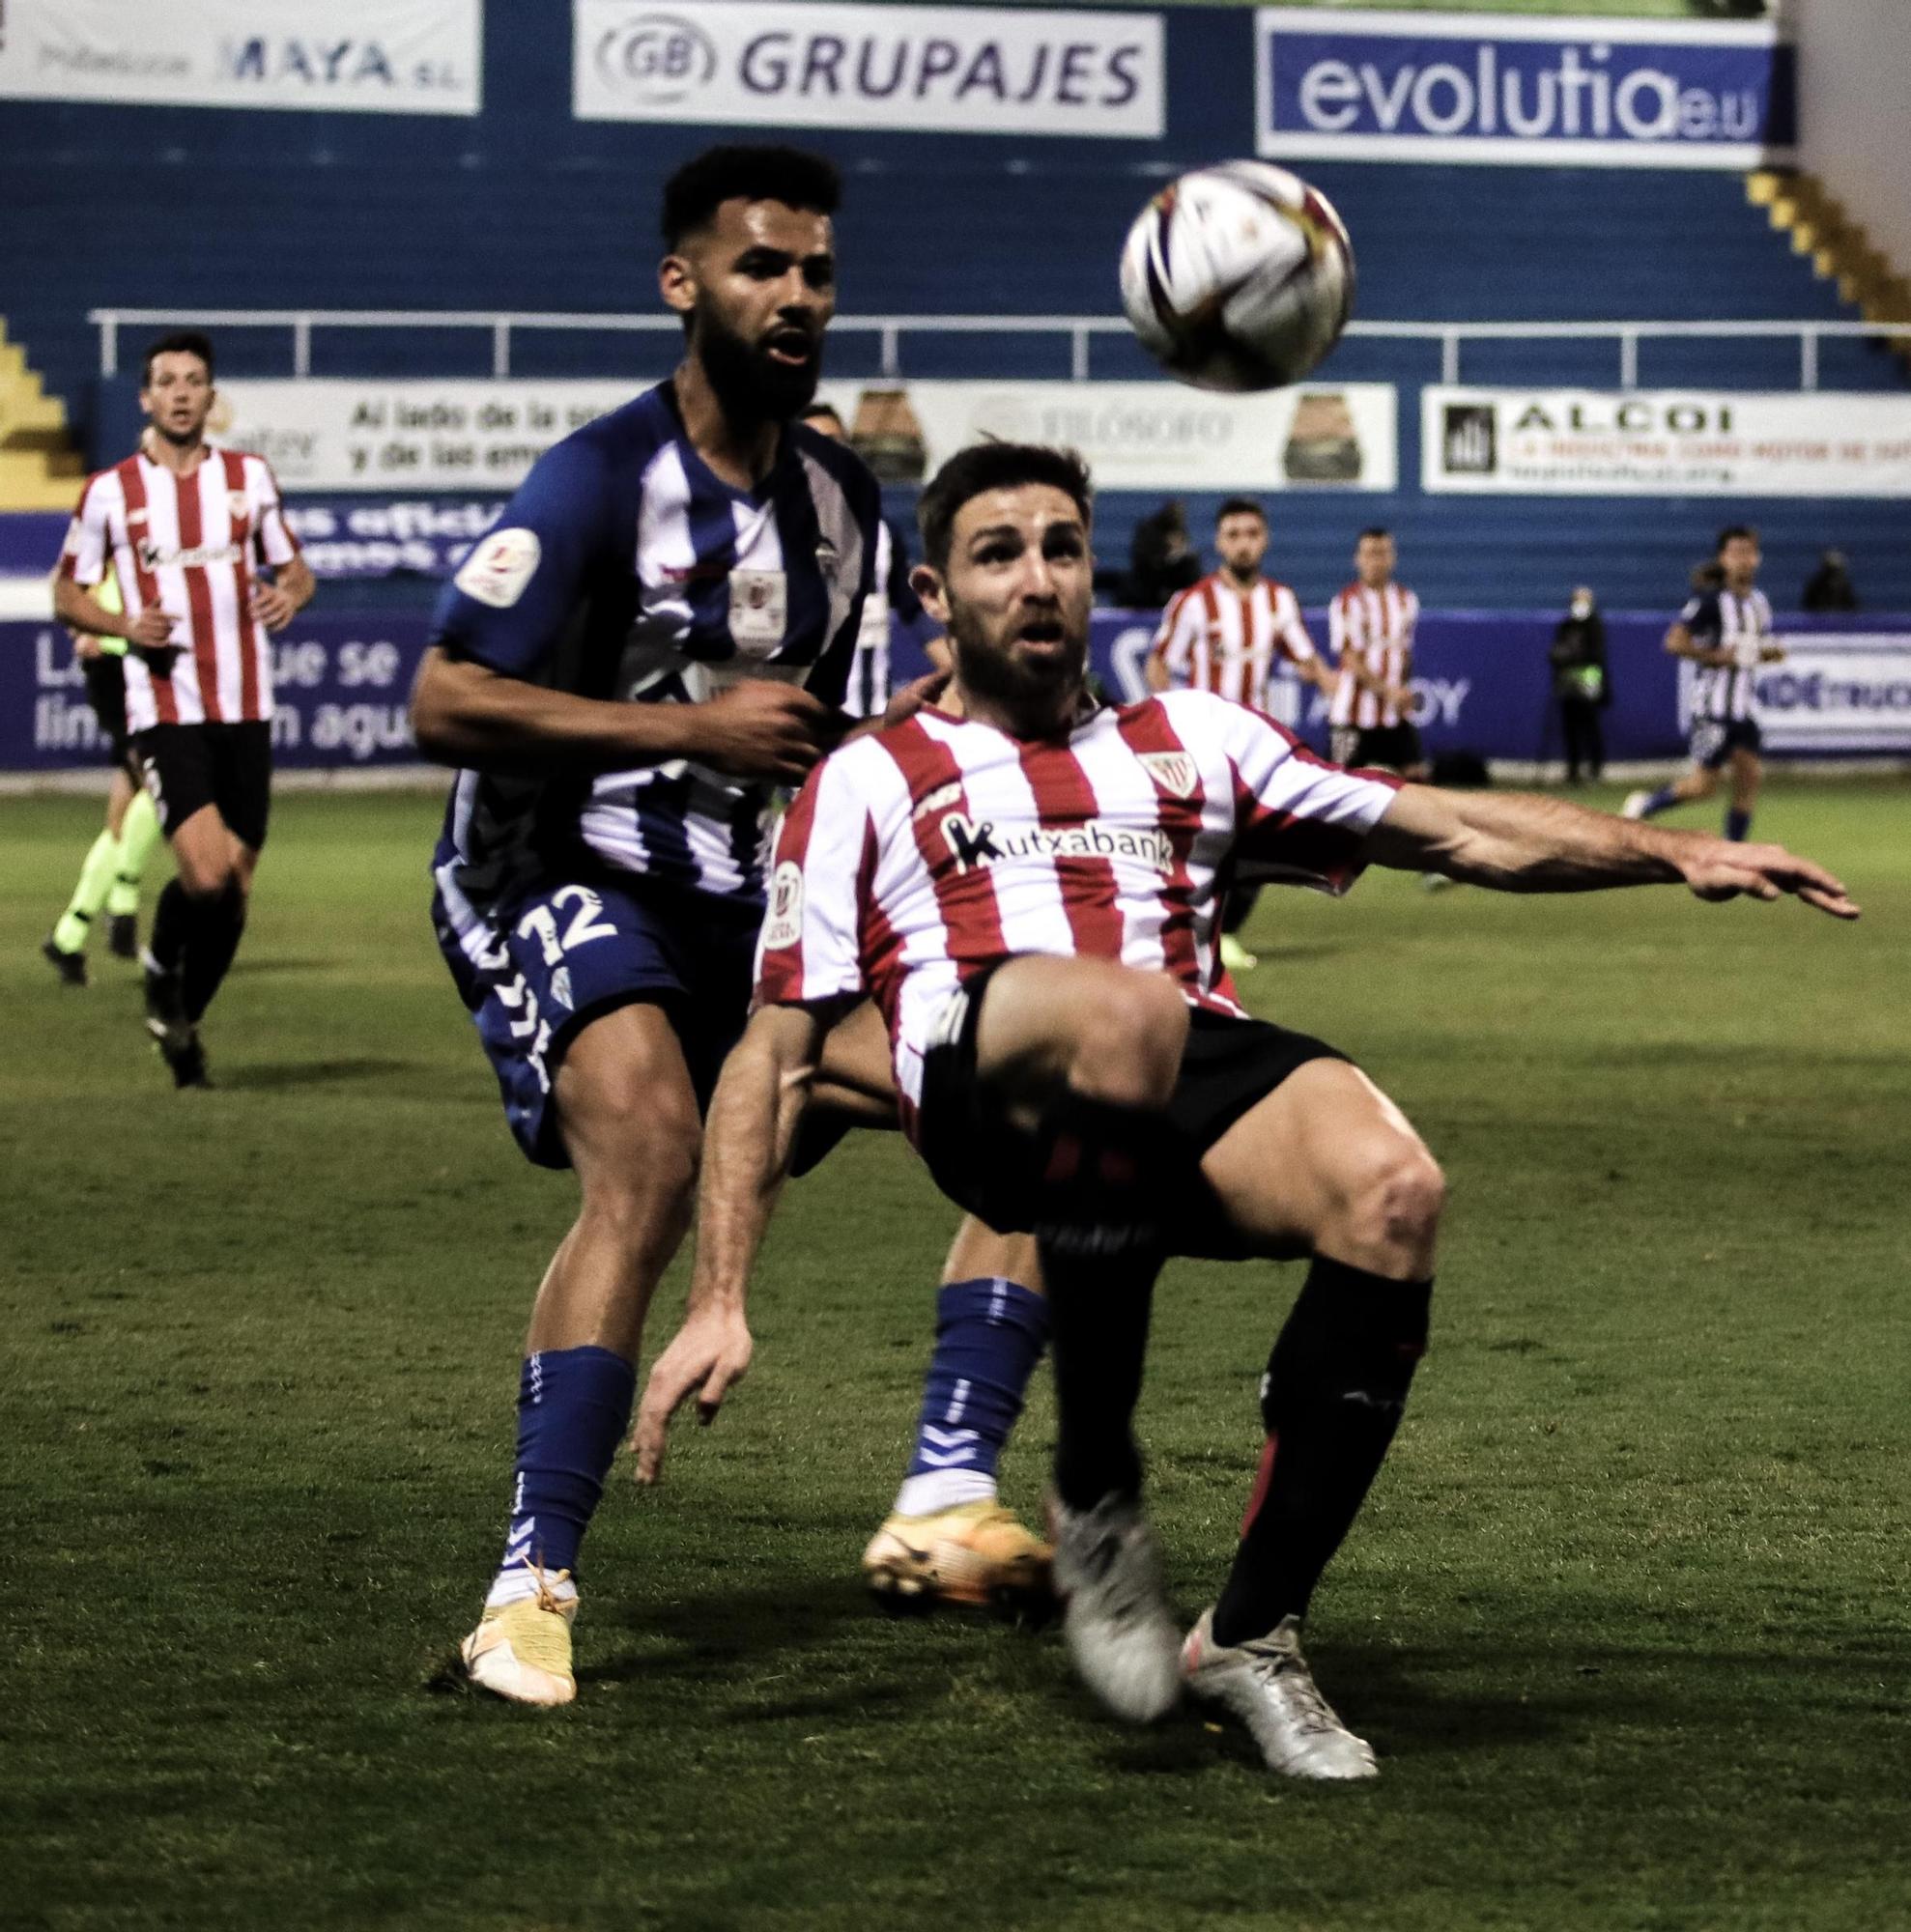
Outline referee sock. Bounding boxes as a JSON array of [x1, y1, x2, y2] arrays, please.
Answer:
[[52, 829, 120, 954], [183, 885, 247, 1023], [488, 1346, 637, 1606], [1044, 1241, 1161, 1513], [1211, 1257, 1431, 1647], [106, 790, 160, 918], [1725, 807, 1753, 842], [894, 1277, 1049, 1517]]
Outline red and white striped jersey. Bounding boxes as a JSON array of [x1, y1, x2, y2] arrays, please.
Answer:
[[1327, 580, 1419, 729], [1150, 573, 1318, 711], [58, 444, 299, 731], [756, 690, 1401, 1140]]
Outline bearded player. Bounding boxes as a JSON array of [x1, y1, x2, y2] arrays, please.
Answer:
[[638, 440, 1857, 1780], [412, 147, 1049, 1707]]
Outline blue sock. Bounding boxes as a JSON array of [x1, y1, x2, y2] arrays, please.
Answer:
[[491, 1345, 636, 1601], [897, 1279, 1049, 1514], [1640, 785, 1679, 818], [1725, 808, 1752, 842]]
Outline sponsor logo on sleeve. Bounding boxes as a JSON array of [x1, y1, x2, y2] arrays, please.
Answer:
[[454, 526, 542, 609], [763, 860, 806, 951]]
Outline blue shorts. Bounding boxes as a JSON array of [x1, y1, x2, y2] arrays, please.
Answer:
[[1691, 716, 1762, 770], [434, 872, 760, 1169]]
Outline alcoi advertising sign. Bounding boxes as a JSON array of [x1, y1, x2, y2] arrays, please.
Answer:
[[1424, 389, 1911, 497], [1257, 8, 1794, 167], [574, 0, 1163, 138]]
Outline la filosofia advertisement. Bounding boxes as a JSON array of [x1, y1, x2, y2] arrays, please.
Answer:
[[213, 378, 1401, 495]]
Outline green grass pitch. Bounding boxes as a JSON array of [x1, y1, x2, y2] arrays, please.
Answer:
[[4, 778, 1905, 1932]]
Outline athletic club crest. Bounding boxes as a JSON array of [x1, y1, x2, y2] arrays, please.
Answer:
[[1138, 752, 1197, 798]]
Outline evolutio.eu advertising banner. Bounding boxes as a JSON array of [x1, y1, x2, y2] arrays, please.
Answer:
[[1423, 388, 1911, 497], [207, 378, 1397, 495], [573, 0, 1164, 138], [0, 0, 482, 114], [1256, 8, 1794, 167]]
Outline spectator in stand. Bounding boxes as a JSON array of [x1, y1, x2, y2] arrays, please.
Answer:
[[1801, 549, 1859, 612], [1549, 586, 1610, 785], [1123, 499, 1203, 610]]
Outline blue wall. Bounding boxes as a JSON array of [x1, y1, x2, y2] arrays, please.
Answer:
[[5, 5, 1904, 609]]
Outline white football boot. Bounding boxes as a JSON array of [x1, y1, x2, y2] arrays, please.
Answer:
[[1620, 789, 1653, 820], [1182, 1606, 1379, 1781], [1048, 1491, 1183, 1723]]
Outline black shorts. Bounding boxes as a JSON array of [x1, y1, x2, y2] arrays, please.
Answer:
[[133, 722, 273, 850], [1332, 723, 1423, 774], [81, 655, 133, 774], [1691, 715, 1762, 770], [918, 979, 1348, 1258]]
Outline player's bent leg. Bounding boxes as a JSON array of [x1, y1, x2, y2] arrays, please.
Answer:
[[463, 1004, 703, 1707], [1185, 1059, 1440, 1777], [864, 1220, 1054, 1617]]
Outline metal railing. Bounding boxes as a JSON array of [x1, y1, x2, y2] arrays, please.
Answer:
[[89, 308, 1904, 391]]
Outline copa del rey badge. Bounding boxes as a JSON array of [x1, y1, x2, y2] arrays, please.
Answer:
[[1138, 752, 1198, 798]]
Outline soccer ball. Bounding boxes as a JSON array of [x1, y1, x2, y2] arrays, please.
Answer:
[[1119, 161, 1355, 393]]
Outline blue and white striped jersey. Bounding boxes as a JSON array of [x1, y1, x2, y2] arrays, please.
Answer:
[[1681, 586, 1773, 722], [431, 383, 879, 950]]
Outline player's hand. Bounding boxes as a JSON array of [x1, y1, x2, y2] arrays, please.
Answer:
[[70, 631, 103, 662], [249, 582, 298, 633], [1681, 839, 1860, 920], [125, 606, 178, 651], [692, 682, 833, 783], [881, 668, 951, 728], [631, 1306, 755, 1486]]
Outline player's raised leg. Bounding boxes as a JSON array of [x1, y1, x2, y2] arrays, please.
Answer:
[[958, 954, 1197, 1721], [1181, 1056, 1440, 1780], [460, 1002, 702, 1707]]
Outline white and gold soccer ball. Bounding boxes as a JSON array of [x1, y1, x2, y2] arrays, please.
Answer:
[[1119, 160, 1355, 393]]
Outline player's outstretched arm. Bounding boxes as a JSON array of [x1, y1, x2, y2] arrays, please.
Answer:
[[632, 1002, 828, 1485], [411, 646, 833, 782], [1368, 784, 1861, 919]]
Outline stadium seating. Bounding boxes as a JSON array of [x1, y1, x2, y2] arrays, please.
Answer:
[[2, 7, 1903, 607]]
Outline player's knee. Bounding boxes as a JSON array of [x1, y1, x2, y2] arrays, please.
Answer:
[[1340, 1137, 1444, 1254], [1071, 970, 1187, 1105]]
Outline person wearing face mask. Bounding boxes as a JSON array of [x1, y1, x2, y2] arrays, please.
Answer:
[[1549, 586, 1609, 784]]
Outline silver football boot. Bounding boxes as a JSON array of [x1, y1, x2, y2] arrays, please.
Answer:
[[1182, 1605, 1379, 1781]]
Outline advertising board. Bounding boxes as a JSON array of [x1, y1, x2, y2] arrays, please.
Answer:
[[1257, 8, 1793, 167]]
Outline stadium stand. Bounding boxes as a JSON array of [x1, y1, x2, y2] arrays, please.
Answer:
[[0, 7, 1904, 607]]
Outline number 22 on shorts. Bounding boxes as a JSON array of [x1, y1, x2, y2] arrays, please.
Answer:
[[515, 884, 617, 966]]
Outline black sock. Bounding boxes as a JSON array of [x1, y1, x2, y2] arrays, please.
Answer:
[[1211, 1255, 1432, 1646], [1042, 1237, 1163, 1512], [183, 886, 246, 1024], [149, 879, 193, 976]]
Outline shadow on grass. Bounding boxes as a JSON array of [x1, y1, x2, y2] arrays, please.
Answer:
[[221, 1057, 414, 1091], [224, 957, 335, 978]]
